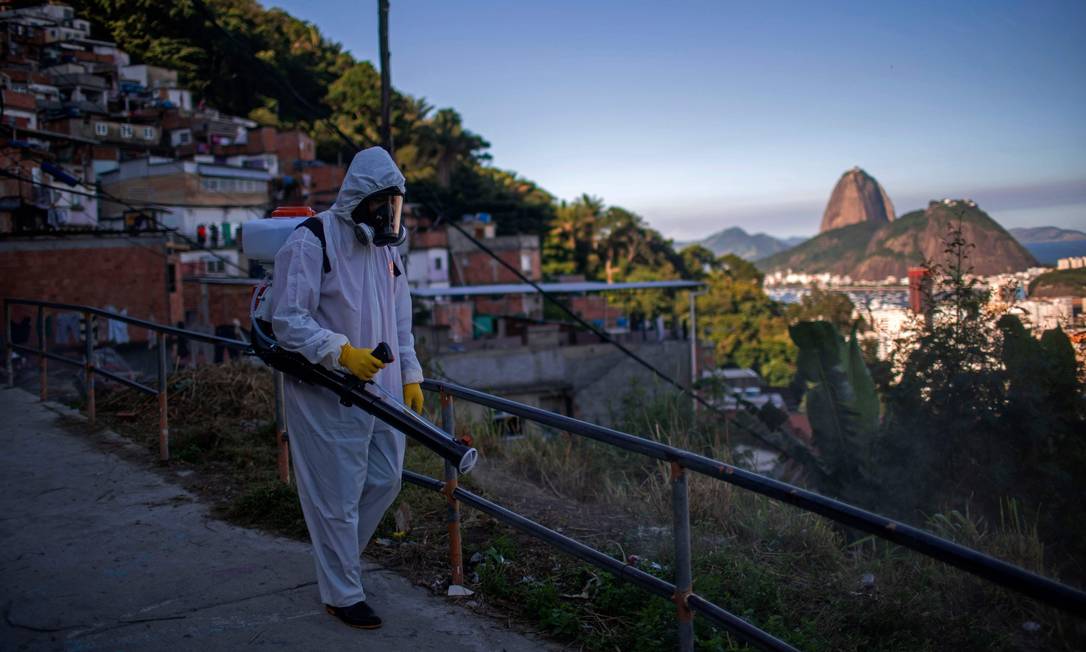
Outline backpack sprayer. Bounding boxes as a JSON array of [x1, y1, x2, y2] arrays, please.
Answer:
[[243, 207, 478, 474]]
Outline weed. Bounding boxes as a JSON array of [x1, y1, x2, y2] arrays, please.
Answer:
[[92, 364, 1083, 651]]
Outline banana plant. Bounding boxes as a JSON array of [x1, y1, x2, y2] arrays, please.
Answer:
[[789, 321, 880, 497]]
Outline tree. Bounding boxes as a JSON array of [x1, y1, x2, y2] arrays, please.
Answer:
[[415, 109, 490, 188], [718, 254, 762, 283], [843, 217, 1086, 570], [785, 287, 859, 335], [696, 270, 795, 386], [542, 195, 604, 278], [679, 245, 717, 280], [72, 0, 556, 234]]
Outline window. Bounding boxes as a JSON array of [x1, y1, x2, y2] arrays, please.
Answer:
[[520, 253, 532, 273], [94, 122, 108, 136], [166, 264, 177, 293], [177, 130, 191, 144], [434, 256, 443, 271], [120, 124, 133, 138], [142, 127, 154, 140]]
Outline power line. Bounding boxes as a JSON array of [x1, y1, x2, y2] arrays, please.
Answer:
[[0, 159, 271, 211], [0, 168, 250, 275], [189, 0, 363, 154], [441, 218, 796, 454], [180, 0, 808, 459]]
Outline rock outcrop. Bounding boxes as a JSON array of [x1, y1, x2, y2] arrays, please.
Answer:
[[760, 199, 1038, 280], [819, 167, 895, 233]]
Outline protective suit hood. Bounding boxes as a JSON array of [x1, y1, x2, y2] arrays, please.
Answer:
[[329, 147, 406, 227]]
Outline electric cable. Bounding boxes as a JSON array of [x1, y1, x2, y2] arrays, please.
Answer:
[[35, 0, 803, 460], [0, 168, 251, 275]]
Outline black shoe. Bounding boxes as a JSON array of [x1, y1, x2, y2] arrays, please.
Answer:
[[325, 600, 382, 629]]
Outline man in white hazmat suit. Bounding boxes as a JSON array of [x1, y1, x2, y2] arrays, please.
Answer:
[[268, 146, 424, 630]]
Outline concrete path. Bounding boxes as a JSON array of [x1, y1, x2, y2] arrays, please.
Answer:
[[0, 387, 553, 652]]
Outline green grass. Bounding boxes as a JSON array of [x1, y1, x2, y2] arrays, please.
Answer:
[[92, 365, 1084, 651]]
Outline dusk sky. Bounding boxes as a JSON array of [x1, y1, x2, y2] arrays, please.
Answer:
[[265, 0, 1086, 239]]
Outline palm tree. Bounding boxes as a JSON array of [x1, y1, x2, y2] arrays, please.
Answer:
[[417, 109, 490, 188]]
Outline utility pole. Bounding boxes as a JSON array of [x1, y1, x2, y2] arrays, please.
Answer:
[[688, 289, 706, 406], [378, 0, 393, 156]]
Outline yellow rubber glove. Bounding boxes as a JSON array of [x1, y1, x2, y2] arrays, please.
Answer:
[[403, 383, 424, 414], [338, 343, 385, 381]]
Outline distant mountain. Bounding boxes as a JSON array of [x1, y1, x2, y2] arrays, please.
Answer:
[[678, 227, 800, 261], [820, 167, 896, 233], [760, 199, 1038, 280], [1009, 226, 1086, 243]]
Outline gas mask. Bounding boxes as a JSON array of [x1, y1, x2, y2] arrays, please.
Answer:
[[349, 188, 405, 247]]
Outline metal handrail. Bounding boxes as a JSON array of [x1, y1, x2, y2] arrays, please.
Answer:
[[2, 297, 790, 649], [403, 469, 799, 652], [422, 378, 1086, 617], [6, 297, 1083, 652], [4, 297, 248, 349], [3, 297, 260, 466]]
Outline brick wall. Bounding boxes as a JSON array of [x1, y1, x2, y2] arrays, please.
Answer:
[[275, 130, 315, 164], [0, 236, 181, 345], [452, 248, 541, 285], [432, 301, 473, 342], [568, 294, 623, 329], [180, 280, 256, 329], [472, 294, 542, 320]]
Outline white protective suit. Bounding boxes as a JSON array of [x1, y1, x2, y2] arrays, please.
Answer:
[[268, 147, 423, 607]]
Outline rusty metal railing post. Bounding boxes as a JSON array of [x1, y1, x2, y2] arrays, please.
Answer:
[[672, 461, 694, 651], [274, 370, 290, 484], [442, 389, 467, 594], [4, 300, 13, 388], [37, 306, 47, 401], [157, 331, 169, 461]]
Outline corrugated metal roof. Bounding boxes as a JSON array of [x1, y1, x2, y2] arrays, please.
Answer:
[[411, 279, 703, 297]]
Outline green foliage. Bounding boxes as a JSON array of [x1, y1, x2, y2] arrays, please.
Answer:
[[73, 1, 804, 394], [72, 0, 352, 122], [846, 326, 880, 431], [719, 254, 763, 283], [542, 196, 684, 283], [679, 244, 718, 280], [696, 268, 795, 386], [71, 0, 548, 235], [785, 287, 860, 335], [789, 321, 879, 498], [228, 480, 308, 539], [810, 216, 1086, 575], [1028, 268, 1086, 298], [758, 221, 882, 273]]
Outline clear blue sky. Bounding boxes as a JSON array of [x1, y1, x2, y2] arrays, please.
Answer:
[[265, 0, 1086, 239]]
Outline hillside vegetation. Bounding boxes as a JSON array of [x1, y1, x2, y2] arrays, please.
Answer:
[[71, 0, 557, 235], [91, 364, 1082, 652], [760, 200, 1038, 279], [1029, 268, 1086, 297]]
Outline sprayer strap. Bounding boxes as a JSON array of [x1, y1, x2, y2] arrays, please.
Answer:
[[295, 217, 331, 274]]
